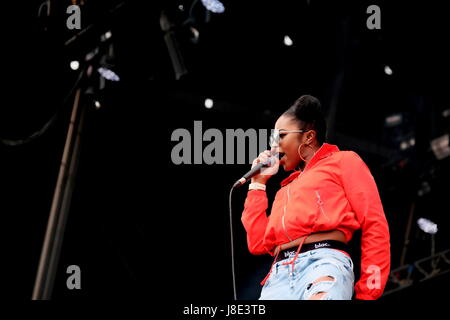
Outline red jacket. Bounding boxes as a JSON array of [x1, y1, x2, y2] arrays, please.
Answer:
[[241, 143, 390, 300]]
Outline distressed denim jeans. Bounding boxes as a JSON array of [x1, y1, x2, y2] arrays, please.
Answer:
[[259, 248, 355, 300]]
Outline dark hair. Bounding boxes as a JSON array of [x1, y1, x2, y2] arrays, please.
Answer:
[[282, 95, 327, 144]]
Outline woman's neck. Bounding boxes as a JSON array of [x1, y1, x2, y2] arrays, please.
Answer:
[[300, 143, 322, 170]]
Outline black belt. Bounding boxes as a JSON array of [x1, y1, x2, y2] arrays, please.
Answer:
[[275, 240, 349, 262]]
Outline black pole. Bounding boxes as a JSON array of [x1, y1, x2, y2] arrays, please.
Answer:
[[400, 202, 416, 267], [30, 2, 126, 300], [32, 85, 87, 300]]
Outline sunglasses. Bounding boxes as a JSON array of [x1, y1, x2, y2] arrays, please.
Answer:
[[269, 128, 310, 148]]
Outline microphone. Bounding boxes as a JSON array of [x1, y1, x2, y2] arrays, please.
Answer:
[[232, 151, 283, 188]]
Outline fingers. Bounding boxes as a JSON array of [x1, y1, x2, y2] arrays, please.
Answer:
[[252, 150, 273, 168], [252, 150, 279, 171], [250, 150, 280, 183]]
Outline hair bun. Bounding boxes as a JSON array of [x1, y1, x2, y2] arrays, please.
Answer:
[[283, 94, 327, 144], [295, 94, 322, 113]]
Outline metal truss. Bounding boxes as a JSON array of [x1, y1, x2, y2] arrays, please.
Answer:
[[383, 249, 450, 296]]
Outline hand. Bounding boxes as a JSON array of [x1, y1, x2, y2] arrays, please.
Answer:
[[250, 150, 279, 185]]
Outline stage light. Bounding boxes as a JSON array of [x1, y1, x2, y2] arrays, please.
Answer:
[[399, 137, 415, 150], [442, 108, 450, 118], [190, 26, 200, 44], [160, 11, 188, 80], [417, 218, 438, 234], [70, 60, 80, 70], [430, 134, 450, 160], [384, 65, 393, 75], [96, 43, 120, 82], [204, 98, 214, 109], [283, 35, 293, 46], [200, 0, 225, 13], [100, 30, 112, 42], [178, 4, 185, 11], [97, 67, 120, 81], [385, 113, 402, 127], [400, 141, 408, 150], [94, 100, 101, 109]]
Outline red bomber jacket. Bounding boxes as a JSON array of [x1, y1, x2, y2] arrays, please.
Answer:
[[241, 143, 390, 300]]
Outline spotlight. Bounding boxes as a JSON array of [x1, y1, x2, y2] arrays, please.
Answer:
[[94, 100, 101, 109], [400, 141, 408, 150], [417, 218, 438, 234], [97, 45, 120, 82], [399, 137, 415, 150], [70, 60, 80, 70], [385, 113, 402, 127], [100, 30, 112, 42], [204, 98, 214, 109], [97, 67, 120, 81], [442, 108, 450, 118], [283, 35, 293, 46], [384, 65, 393, 75], [200, 0, 225, 13]]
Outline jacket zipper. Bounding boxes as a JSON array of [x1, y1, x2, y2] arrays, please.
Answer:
[[280, 146, 327, 241], [282, 185, 293, 242], [281, 170, 307, 242]]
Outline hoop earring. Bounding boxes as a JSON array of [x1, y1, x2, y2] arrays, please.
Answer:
[[297, 143, 312, 162]]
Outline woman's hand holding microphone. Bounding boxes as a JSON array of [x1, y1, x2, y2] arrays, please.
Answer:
[[250, 150, 280, 185]]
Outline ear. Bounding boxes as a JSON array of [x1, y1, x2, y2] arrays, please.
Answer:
[[306, 130, 316, 144]]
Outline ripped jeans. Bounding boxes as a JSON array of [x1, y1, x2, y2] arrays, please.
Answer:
[[259, 248, 354, 300]]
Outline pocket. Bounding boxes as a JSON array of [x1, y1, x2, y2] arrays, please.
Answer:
[[330, 250, 354, 272]]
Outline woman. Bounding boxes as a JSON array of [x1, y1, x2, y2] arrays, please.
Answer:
[[241, 95, 390, 300]]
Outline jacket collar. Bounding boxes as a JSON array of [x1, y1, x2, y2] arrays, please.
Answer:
[[280, 143, 340, 187]]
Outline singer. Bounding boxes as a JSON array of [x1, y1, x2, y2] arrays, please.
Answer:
[[241, 95, 390, 300]]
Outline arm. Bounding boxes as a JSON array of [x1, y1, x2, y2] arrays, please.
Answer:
[[241, 150, 278, 255], [340, 151, 391, 300], [241, 190, 270, 255]]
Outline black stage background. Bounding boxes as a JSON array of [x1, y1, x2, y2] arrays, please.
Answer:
[[0, 0, 449, 307]]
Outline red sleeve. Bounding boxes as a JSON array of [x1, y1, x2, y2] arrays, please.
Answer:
[[340, 152, 391, 300], [241, 190, 270, 255]]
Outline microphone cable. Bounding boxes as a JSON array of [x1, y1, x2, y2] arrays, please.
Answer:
[[228, 185, 238, 300], [227, 153, 278, 300]]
